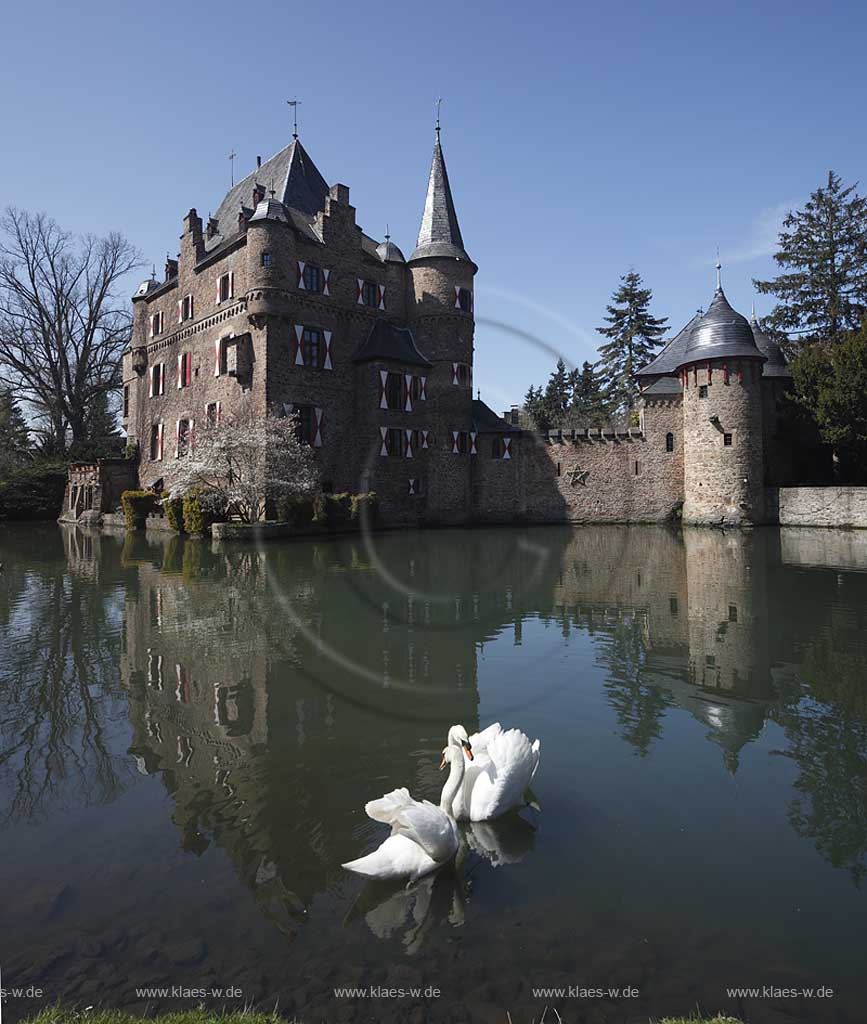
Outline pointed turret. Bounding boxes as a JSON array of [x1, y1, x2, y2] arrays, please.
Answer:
[[410, 129, 471, 263]]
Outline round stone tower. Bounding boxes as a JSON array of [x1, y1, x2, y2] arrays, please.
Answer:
[[678, 267, 767, 525], [406, 126, 477, 523], [245, 194, 294, 324]]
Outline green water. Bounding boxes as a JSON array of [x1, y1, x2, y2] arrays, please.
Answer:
[[1, 523, 866, 1024]]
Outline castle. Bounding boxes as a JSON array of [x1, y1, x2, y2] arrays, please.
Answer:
[[62, 123, 805, 529]]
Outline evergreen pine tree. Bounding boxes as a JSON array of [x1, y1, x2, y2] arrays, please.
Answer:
[[570, 361, 609, 424], [543, 359, 572, 424], [0, 388, 30, 475], [754, 171, 867, 346], [596, 270, 668, 414]]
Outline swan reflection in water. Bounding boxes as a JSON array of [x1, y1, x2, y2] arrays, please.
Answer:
[[345, 811, 538, 952]]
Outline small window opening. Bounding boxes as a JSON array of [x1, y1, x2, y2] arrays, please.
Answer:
[[698, 385, 708, 398], [723, 433, 733, 447]]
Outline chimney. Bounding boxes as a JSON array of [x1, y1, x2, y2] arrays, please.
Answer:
[[182, 208, 204, 262], [257, 155, 262, 168]]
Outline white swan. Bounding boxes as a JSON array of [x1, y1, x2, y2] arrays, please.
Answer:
[[446, 723, 540, 822], [341, 744, 470, 881]]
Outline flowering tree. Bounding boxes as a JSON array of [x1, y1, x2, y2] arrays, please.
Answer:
[[170, 409, 320, 523]]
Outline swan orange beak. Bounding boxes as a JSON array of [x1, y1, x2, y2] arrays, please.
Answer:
[[439, 753, 447, 770], [462, 742, 473, 761]]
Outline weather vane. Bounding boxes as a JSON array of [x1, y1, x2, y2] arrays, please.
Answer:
[[228, 149, 237, 186], [435, 97, 443, 136], [287, 99, 301, 139]]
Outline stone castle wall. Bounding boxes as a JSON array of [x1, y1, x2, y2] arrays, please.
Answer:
[[768, 486, 867, 529]]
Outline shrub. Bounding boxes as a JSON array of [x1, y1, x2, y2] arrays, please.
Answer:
[[276, 494, 317, 528], [0, 465, 67, 521], [325, 492, 353, 529], [182, 489, 225, 535], [121, 489, 158, 529], [350, 491, 379, 525], [161, 491, 185, 533]]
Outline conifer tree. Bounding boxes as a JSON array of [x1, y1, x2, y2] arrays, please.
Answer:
[[596, 270, 668, 414], [570, 360, 609, 424], [0, 387, 29, 474], [754, 172, 867, 346]]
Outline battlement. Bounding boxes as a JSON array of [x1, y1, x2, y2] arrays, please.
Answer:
[[539, 427, 646, 444]]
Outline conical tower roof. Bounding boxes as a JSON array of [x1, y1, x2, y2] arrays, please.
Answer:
[[682, 277, 765, 366], [410, 131, 471, 263]]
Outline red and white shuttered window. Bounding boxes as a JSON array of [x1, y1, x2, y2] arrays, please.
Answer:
[[214, 337, 224, 377], [149, 423, 164, 461], [285, 403, 323, 448], [148, 363, 166, 398], [177, 351, 192, 389], [491, 435, 512, 460], [454, 286, 472, 312], [175, 418, 194, 458], [404, 429, 423, 459], [357, 279, 385, 310], [297, 262, 331, 295], [215, 272, 234, 305], [379, 426, 404, 457], [452, 362, 471, 387], [292, 325, 333, 369], [178, 294, 194, 323], [402, 374, 427, 411], [150, 311, 164, 338], [205, 401, 221, 427], [451, 431, 477, 455], [408, 478, 422, 496]]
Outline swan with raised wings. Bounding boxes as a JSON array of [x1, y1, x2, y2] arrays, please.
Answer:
[[445, 723, 540, 821], [341, 742, 472, 882]]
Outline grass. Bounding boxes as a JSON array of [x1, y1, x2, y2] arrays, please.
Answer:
[[22, 1010, 745, 1024]]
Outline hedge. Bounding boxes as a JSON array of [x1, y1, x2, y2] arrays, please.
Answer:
[[120, 490, 158, 529], [350, 491, 379, 524], [161, 492, 185, 532], [0, 465, 67, 521]]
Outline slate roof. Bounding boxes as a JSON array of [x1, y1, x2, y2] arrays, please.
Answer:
[[642, 376, 683, 396], [472, 399, 521, 433], [410, 134, 472, 263], [248, 196, 289, 224], [637, 312, 703, 378], [376, 239, 406, 263], [751, 314, 792, 378], [210, 139, 330, 242], [352, 319, 432, 368], [683, 288, 765, 363]]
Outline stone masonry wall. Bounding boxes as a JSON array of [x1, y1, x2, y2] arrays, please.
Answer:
[[768, 486, 867, 528]]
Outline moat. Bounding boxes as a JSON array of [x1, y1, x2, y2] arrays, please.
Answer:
[[1, 523, 866, 1024]]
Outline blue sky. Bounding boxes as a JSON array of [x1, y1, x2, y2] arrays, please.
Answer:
[[2, 0, 864, 411]]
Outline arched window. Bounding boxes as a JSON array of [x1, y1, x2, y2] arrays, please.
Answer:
[[665, 432, 674, 452]]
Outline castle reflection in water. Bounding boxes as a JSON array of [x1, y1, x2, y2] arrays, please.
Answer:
[[54, 523, 867, 917]]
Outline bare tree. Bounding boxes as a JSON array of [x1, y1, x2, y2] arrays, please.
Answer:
[[0, 208, 141, 452]]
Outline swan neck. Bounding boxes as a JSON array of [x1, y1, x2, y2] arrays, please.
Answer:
[[439, 755, 464, 815]]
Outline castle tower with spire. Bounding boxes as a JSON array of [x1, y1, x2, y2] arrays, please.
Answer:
[[406, 124, 478, 522], [677, 265, 767, 525]]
